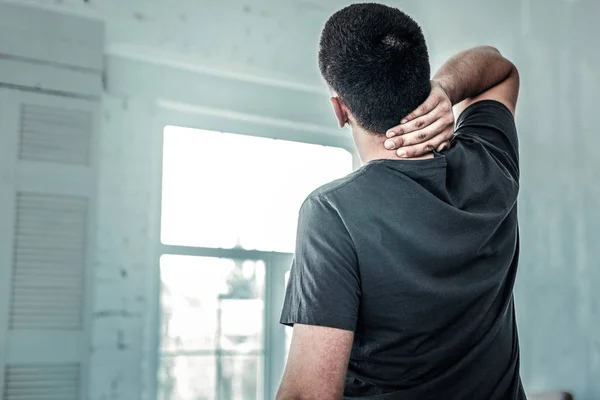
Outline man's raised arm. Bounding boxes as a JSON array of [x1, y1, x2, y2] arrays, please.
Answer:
[[385, 46, 519, 156], [433, 46, 519, 111], [433, 46, 519, 115]]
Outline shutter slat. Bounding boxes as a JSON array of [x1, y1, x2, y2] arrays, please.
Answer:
[[12, 287, 83, 295], [11, 313, 80, 320], [23, 118, 91, 131], [7, 371, 78, 378], [19, 151, 88, 165], [12, 302, 83, 309], [15, 251, 85, 260], [8, 262, 84, 272], [10, 323, 81, 330], [12, 280, 83, 290], [17, 216, 86, 226], [8, 369, 79, 376], [15, 240, 86, 250], [22, 104, 91, 122], [17, 195, 87, 207], [13, 268, 83, 277], [15, 247, 85, 255], [13, 279, 82, 287], [15, 299, 77, 314], [15, 239, 86, 250]]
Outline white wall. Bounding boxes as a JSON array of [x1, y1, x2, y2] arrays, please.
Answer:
[[511, 1, 600, 399], [91, 95, 159, 400], [7, 0, 350, 88], [6, 0, 518, 87]]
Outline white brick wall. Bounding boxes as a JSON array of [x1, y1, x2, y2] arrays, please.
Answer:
[[3, 0, 518, 87], [1, 0, 351, 88], [92, 95, 159, 400]]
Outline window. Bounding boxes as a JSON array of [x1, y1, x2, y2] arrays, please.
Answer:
[[159, 256, 265, 400], [158, 126, 354, 400]]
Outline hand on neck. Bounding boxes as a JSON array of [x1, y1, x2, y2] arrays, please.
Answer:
[[352, 126, 434, 164], [331, 96, 434, 164]]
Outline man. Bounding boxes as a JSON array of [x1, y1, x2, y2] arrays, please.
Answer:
[[278, 3, 522, 400]]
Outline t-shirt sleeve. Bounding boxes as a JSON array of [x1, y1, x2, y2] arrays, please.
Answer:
[[279, 195, 360, 332], [454, 100, 519, 181]]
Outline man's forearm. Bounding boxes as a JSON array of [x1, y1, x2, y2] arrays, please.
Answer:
[[433, 46, 515, 105]]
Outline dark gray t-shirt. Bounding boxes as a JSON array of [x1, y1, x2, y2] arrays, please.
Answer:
[[280, 100, 525, 400]]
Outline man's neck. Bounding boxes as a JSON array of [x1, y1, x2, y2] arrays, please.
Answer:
[[353, 128, 434, 163]]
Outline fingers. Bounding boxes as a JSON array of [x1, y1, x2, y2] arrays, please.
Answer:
[[395, 127, 454, 158], [384, 134, 405, 149], [400, 114, 454, 147], [437, 141, 451, 152], [401, 92, 442, 124], [386, 109, 438, 140], [385, 115, 454, 150], [387, 99, 451, 139], [399, 82, 447, 124]]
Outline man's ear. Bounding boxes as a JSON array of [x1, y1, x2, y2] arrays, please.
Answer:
[[330, 96, 349, 128]]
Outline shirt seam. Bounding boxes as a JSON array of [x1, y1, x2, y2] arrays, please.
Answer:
[[317, 196, 362, 290], [306, 163, 375, 201]]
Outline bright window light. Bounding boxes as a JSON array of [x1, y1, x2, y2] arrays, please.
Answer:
[[161, 126, 353, 252]]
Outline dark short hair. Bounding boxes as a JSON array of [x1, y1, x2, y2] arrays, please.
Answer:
[[318, 3, 431, 135]]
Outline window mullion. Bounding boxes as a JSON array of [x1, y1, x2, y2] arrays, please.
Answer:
[[160, 244, 288, 261], [263, 253, 294, 400]]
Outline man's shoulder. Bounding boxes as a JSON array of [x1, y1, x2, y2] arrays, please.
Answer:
[[304, 165, 373, 205], [295, 167, 376, 241]]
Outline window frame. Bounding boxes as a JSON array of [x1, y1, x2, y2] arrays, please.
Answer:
[[148, 104, 358, 400]]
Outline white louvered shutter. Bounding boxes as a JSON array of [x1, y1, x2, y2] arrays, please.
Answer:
[[0, 89, 98, 400], [3, 364, 80, 400]]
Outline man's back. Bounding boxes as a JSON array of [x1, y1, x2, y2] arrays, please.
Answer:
[[281, 100, 526, 399]]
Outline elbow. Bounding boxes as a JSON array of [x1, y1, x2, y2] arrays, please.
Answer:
[[505, 61, 519, 82], [275, 386, 298, 400], [277, 388, 330, 400], [276, 392, 304, 400], [479, 46, 516, 72], [500, 56, 519, 81], [478, 45, 502, 55], [479, 45, 516, 65], [277, 391, 340, 400]]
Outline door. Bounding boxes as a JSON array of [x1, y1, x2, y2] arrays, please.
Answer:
[[0, 88, 99, 399]]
